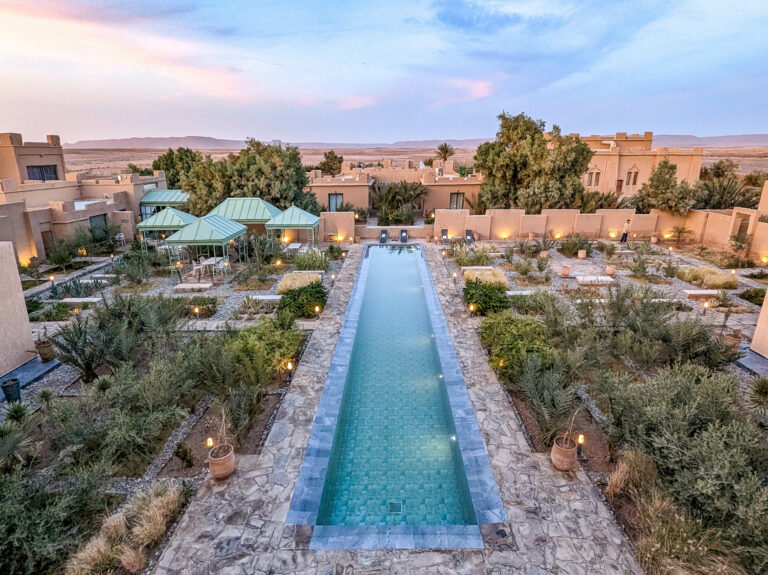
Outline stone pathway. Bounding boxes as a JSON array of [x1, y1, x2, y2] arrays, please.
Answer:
[[152, 242, 641, 575]]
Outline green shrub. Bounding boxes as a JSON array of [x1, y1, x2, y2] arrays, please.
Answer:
[[327, 244, 344, 260], [739, 288, 765, 306], [463, 278, 509, 316], [558, 235, 591, 258], [479, 311, 551, 377], [277, 281, 328, 318], [747, 376, 768, 421], [508, 290, 556, 316], [295, 248, 330, 271], [30, 302, 70, 322], [452, 244, 491, 267], [515, 355, 575, 444], [25, 299, 43, 314]]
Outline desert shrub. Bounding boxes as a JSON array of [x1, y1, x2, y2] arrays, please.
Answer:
[[0, 421, 32, 471], [294, 248, 330, 271], [463, 279, 509, 316], [479, 311, 551, 378], [277, 281, 328, 318], [508, 290, 557, 316], [276, 272, 322, 293], [662, 259, 678, 278], [249, 235, 283, 267], [0, 466, 111, 575], [462, 267, 508, 287], [512, 259, 533, 277], [222, 385, 262, 442], [738, 287, 765, 306], [25, 298, 43, 314], [52, 316, 120, 382], [607, 363, 768, 572], [114, 252, 151, 285], [174, 442, 194, 467]]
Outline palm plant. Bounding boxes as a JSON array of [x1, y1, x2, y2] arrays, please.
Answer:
[[695, 177, 760, 210], [4, 402, 30, 425], [672, 226, 692, 246], [0, 421, 32, 470], [515, 355, 575, 445], [435, 142, 456, 162], [52, 316, 115, 382], [747, 376, 768, 420], [464, 192, 488, 215]]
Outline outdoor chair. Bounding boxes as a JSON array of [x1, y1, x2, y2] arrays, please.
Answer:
[[114, 232, 126, 246], [379, 230, 388, 243], [441, 229, 450, 245], [400, 229, 408, 243], [465, 230, 474, 245]]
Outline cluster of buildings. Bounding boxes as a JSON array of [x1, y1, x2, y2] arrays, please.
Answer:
[[308, 132, 703, 212], [0, 130, 703, 264]]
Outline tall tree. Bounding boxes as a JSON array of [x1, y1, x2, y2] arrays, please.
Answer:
[[183, 140, 318, 216], [631, 159, 698, 215], [699, 158, 739, 181], [435, 142, 456, 162], [473, 112, 593, 213], [127, 163, 153, 176], [152, 147, 203, 188], [317, 150, 344, 175]]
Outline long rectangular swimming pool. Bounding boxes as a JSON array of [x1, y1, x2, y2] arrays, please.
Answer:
[[287, 245, 505, 549]]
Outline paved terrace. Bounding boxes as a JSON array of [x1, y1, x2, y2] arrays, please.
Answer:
[[153, 242, 640, 575]]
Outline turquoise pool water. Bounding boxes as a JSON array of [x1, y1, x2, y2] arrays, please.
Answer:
[[316, 246, 476, 526]]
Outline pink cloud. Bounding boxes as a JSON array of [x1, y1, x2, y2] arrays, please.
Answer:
[[337, 95, 376, 110], [446, 78, 494, 102]]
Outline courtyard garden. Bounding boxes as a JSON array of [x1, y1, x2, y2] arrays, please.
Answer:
[[442, 234, 768, 574]]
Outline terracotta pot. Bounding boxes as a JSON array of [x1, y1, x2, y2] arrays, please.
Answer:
[[528, 232, 535, 241], [35, 340, 56, 362], [539, 250, 549, 258], [208, 444, 236, 480], [550, 435, 577, 471], [577, 249, 587, 260], [605, 265, 616, 277], [650, 236, 658, 244], [560, 265, 570, 278]]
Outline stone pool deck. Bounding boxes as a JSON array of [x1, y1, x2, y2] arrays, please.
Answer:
[[152, 242, 641, 575]]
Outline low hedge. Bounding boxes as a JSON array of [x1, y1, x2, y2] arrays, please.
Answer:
[[277, 281, 328, 318], [463, 279, 509, 316]]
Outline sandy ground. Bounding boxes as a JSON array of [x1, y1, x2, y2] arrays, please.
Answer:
[[63, 146, 768, 176]]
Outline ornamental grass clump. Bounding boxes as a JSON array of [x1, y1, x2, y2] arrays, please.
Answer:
[[276, 272, 322, 293], [462, 267, 508, 287], [294, 248, 330, 271], [677, 266, 738, 289], [65, 483, 187, 575]]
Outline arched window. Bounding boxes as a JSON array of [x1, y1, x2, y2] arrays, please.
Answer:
[[625, 165, 639, 187], [586, 167, 601, 187]]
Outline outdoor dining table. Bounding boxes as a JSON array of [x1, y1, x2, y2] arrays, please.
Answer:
[[287, 242, 303, 252], [200, 256, 224, 270]]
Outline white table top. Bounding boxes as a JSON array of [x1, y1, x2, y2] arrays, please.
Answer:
[[287, 243, 303, 250], [200, 256, 224, 266]]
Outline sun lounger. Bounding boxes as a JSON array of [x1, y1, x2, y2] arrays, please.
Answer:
[[400, 229, 408, 243], [379, 230, 388, 243], [441, 229, 450, 245], [465, 230, 474, 245]]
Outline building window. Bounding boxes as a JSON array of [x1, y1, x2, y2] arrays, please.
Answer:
[[587, 173, 593, 186], [328, 193, 344, 212], [27, 165, 58, 181], [449, 192, 464, 209], [594, 172, 600, 186], [633, 171, 638, 185], [586, 171, 600, 186], [89, 214, 108, 241], [626, 171, 639, 186]]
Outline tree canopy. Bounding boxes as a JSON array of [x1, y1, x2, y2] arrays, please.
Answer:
[[152, 147, 203, 188], [630, 159, 698, 216], [436, 142, 456, 162], [183, 139, 319, 216], [317, 150, 344, 175], [695, 177, 760, 210], [473, 112, 594, 213]]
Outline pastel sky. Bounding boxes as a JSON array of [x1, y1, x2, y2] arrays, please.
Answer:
[[2, 0, 767, 143]]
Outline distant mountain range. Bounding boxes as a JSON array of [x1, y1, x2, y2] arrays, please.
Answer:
[[64, 134, 768, 150]]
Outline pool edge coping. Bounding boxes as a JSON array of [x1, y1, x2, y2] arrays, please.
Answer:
[[286, 244, 506, 549]]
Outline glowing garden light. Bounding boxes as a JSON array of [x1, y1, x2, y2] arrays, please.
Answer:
[[314, 305, 321, 315], [49, 275, 55, 285], [287, 360, 293, 371], [276, 259, 282, 266], [469, 303, 476, 313], [194, 306, 200, 320], [577, 433, 585, 458], [206, 437, 214, 448], [609, 232, 616, 239], [762, 256, 768, 265]]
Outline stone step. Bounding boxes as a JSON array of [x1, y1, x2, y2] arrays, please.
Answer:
[[683, 289, 720, 300], [173, 282, 213, 292], [61, 297, 102, 307], [246, 294, 282, 301], [506, 290, 534, 297], [91, 273, 117, 280], [576, 275, 615, 286]]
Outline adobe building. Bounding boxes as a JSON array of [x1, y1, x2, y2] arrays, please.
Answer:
[[0, 133, 168, 263], [579, 132, 702, 197], [307, 159, 483, 216]]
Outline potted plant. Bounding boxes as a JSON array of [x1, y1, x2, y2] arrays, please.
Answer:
[[605, 264, 616, 277], [550, 409, 579, 471], [1, 378, 21, 403], [577, 249, 587, 260], [35, 326, 55, 363], [208, 406, 236, 480]]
